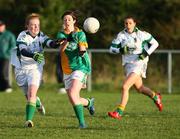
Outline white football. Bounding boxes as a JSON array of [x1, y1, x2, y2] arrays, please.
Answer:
[[83, 17, 100, 34]]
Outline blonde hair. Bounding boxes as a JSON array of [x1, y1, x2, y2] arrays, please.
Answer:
[[25, 13, 40, 27]]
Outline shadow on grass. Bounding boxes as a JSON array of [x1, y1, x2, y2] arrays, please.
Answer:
[[39, 125, 118, 131]]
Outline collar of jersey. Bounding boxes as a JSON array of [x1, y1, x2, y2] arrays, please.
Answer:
[[124, 27, 139, 33], [62, 27, 81, 35]]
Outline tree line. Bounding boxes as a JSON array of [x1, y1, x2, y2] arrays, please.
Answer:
[[0, 0, 179, 49]]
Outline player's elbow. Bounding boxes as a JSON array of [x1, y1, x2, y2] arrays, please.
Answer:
[[151, 39, 159, 48], [109, 46, 119, 54]]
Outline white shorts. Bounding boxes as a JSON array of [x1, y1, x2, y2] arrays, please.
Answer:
[[63, 70, 88, 90], [124, 61, 147, 78], [15, 67, 43, 88]]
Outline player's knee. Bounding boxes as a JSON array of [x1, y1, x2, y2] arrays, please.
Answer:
[[121, 84, 130, 92]]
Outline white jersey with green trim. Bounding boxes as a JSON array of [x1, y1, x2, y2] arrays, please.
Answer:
[[109, 28, 159, 65], [11, 30, 52, 69]]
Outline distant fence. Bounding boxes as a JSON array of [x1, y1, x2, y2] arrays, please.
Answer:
[[10, 49, 180, 94], [45, 49, 180, 94]]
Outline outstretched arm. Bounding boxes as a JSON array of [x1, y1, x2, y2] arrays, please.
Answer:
[[20, 48, 44, 64]]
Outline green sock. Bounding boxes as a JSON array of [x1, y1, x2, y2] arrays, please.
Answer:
[[73, 104, 85, 125], [153, 95, 158, 101], [116, 108, 124, 116], [26, 102, 36, 121], [116, 105, 125, 116], [36, 97, 41, 108]]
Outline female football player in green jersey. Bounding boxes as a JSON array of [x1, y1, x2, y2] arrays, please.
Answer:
[[108, 16, 163, 120], [56, 10, 95, 128]]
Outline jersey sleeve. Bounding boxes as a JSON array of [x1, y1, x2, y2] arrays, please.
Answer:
[[16, 32, 28, 50], [109, 32, 122, 54], [143, 31, 159, 55], [78, 31, 88, 48], [56, 31, 66, 39], [40, 32, 52, 47], [9, 33, 16, 50]]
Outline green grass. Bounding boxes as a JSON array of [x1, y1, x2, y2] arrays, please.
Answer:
[[0, 84, 180, 139]]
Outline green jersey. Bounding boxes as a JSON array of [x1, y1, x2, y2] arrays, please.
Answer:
[[56, 28, 91, 74], [0, 30, 16, 59]]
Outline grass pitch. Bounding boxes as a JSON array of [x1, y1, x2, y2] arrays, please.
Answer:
[[0, 84, 180, 139]]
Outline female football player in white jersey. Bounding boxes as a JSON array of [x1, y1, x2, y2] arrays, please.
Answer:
[[108, 16, 163, 120], [11, 13, 60, 127]]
